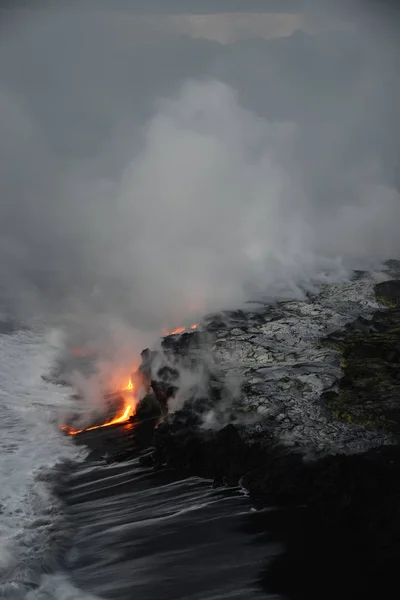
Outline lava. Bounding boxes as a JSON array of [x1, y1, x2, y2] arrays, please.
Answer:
[[62, 320, 198, 436], [123, 378, 134, 391], [62, 403, 133, 436], [62, 375, 137, 436], [170, 326, 185, 335], [164, 324, 198, 336]]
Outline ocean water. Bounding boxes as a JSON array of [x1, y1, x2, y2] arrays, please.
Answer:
[[0, 325, 274, 600], [60, 457, 277, 600], [0, 325, 91, 600]]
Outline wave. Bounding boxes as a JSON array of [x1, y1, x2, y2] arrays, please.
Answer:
[[0, 328, 86, 599]]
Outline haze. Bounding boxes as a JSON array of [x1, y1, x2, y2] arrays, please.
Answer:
[[0, 0, 399, 349]]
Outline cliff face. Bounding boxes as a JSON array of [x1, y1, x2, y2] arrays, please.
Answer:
[[174, 273, 396, 455], [69, 270, 400, 599], [322, 279, 400, 434]]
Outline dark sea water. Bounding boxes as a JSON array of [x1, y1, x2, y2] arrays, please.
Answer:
[[59, 448, 279, 600]]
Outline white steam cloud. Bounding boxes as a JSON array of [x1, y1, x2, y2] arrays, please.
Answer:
[[0, 4, 399, 403], [39, 78, 400, 330]]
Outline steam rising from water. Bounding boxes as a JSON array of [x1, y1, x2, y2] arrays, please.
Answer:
[[0, 3, 399, 362]]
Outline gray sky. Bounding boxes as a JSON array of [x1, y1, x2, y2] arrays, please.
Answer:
[[0, 0, 312, 13], [0, 1, 399, 348], [2, 0, 398, 17]]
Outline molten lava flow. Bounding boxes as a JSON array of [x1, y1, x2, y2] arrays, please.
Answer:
[[63, 318, 198, 437], [123, 378, 134, 391], [62, 375, 137, 436], [62, 403, 133, 436], [170, 326, 185, 335], [163, 324, 198, 336]]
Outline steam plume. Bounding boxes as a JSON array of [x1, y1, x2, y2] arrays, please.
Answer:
[[0, 3, 399, 392]]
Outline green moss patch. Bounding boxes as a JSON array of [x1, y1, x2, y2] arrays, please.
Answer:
[[321, 281, 400, 434]]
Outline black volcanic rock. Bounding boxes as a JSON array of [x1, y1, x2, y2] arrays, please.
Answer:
[[68, 273, 400, 599], [250, 444, 400, 600], [153, 416, 256, 486], [135, 392, 162, 419], [161, 331, 204, 361], [320, 280, 400, 433], [375, 279, 400, 307], [156, 365, 180, 382]]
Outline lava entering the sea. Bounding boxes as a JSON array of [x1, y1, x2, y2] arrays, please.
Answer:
[[61, 403, 133, 436], [164, 324, 198, 336], [61, 377, 136, 436], [62, 322, 198, 436], [123, 378, 134, 391]]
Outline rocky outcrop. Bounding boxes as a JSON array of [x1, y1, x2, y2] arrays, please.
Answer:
[[321, 280, 400, 434], [66, 269, 400, 600], [71, 272, 400, 599], [375, 279, 400, 307], [249, 442, 400, 600], [150, 420, 255, 486], [141, 275, 400, 598], [160, 277, 393, 455]]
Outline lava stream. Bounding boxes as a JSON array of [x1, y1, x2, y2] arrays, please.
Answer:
[[61, 320, 199, 436], [62, 377, 136, 436], [165, 324, 198, 336], [123, 379, 134, 391], [61, 403, 133, 436]]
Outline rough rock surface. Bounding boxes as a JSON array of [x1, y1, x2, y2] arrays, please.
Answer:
[[173, 274, 396, 455], [322, 279, 400, 433], [71, 271, 400, 461], [69, 267, 400, 599]]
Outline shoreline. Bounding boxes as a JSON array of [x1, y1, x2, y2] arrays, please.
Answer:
[[57, 437, 271, 600], [61, 277, 400, 599]]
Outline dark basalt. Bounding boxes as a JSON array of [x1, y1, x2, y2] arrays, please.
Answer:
[[151, 418, 257, 486], [374, 279, 400, 307], [161, 330, 204, 358], [320, 280, 400, 432], [147, 279, 400, 598], [70, 277, 400, 599], [250, 444, 400, 600]]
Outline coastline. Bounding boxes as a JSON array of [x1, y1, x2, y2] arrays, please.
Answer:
[[58, 437, 274, 600], [58, 276, 400, 599]]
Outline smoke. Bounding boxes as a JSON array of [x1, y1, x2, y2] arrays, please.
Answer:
[[1, 3, 400, 405]]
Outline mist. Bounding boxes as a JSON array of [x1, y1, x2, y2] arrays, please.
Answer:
[[1, 2, 399, 362]]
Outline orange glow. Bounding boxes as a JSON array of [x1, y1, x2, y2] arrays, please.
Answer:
[[62, 374, 138, 436], [170, 326, 185, 335], [62, 317, 199, 437], [62, 403, 133, 436], [163, 324, 198, 336], [70, 347, 90, 357], [123, 378, 134, 391]]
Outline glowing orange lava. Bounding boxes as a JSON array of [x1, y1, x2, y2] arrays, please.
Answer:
[[163, 324, 198, 336], [123, 378, 134, 391], [62, 319, 199, 437], [62, 374, 137, 436], [62, 403, 133, 436], [170, 326, 185, 335]]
